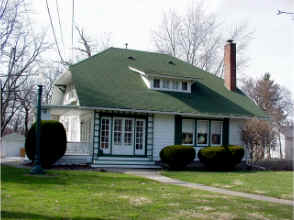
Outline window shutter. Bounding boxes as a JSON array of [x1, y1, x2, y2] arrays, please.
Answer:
[[174, 115, 182, 145], [223, 118, 229, 146]]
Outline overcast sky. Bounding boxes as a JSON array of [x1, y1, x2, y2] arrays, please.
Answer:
[[30, 0, 293, 95]]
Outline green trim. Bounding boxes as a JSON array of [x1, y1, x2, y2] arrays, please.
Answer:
[[174, 115, 182, 145], [194, 120, 197, 147], [145, 118, 148, 156], [208, 120, 211, 146], [110, 116, 113, 154], [223, 118, 229, 146], [133, 119, 136, 155]]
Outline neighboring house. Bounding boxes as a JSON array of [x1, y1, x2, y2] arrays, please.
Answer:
[[283, 126, 293, 160], [42, 40, 266, 168], [1, 133, 25, 157]]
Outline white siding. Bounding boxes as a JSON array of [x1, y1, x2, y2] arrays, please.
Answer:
[[229, 119, 245, 146], [41, 108, 51, 120], [60, 115, 80, 142], [153, 114, 175, 161]]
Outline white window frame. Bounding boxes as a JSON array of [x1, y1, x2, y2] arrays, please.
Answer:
[[124, 119, 134, 146], [112, 117, 134, 146], [196, 120, 209, 146], [172, 80, 179, 90], [113, 118, 123, 145], [135, 119, 145, 151], [162, 79, 170, 89], [100, 117, 111, 151], [182, 119, 195, 145], [210, 121, 223, 146]]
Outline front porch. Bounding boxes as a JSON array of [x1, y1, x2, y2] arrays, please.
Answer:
[[43, 106, 158, 167]]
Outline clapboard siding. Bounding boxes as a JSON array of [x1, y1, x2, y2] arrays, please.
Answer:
[[153, 114, 175, 161], [229, 119, 244, 146]]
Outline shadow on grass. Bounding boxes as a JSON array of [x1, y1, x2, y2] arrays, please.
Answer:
[[1, 211, 110, 220]]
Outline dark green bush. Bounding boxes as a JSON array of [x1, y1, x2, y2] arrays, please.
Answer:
[[25, 120, 67, 168], [198, 145, 244, 170], [160, 145, 195, 170]]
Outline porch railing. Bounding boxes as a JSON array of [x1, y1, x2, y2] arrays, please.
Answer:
[[66, 142, 90, 155]]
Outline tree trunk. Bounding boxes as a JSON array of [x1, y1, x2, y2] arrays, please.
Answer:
[[24, 109, 29, 137], [278, 132, 283, 159]]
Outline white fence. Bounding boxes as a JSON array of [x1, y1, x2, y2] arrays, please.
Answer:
[[65, 142, 90, 155]]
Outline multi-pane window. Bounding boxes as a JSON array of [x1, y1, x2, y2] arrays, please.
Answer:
[[182, 119, 194, 145], [182, 81, 188, 91], [100, 118, 110, 149], [124, 119, 133, 145], [113, 119, 122, 145], [135, 120, 145, 149], [211, 121, 222, 145], [80, 120, 90, 142], [197, 120, 209, 146], [153, 79, 160, 88], [172, 80, 179, 90], [162, 79, 170, 89]]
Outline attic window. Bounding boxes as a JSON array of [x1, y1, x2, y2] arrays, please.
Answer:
[[128, 56, 135, 60], [168, 60, 175, 65]]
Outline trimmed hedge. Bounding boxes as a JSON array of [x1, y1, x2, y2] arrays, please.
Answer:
[[198, 145, 244, 170], [160, 145, 195, 170], [25, 120, 67, 168]]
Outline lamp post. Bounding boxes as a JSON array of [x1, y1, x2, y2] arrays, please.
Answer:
[[30, 85, 45, 174]]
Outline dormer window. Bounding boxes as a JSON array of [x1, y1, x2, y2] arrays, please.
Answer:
[[153, 79, 160, 88], [172, 80, 179, 90], [182, 81, 188, 91], [128, 66, 193, 93], [150, 78, 192, 93], [162, 79, 170, 89]]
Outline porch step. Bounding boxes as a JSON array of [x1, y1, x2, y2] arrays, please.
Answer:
[[96, 156, 151, 161], [93, 157, 160, 168], [91, 164, 160, 169], [93, 160, 155, 165]]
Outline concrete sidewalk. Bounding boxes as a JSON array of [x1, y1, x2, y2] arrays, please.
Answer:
[[125, 170, 294, 207]]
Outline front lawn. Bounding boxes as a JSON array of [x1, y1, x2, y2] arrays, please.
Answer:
[[1, 165, 293, 220], [162, 170, 294, 200]]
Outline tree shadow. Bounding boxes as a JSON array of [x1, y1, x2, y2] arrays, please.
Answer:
[[1, 211, 109, 220]]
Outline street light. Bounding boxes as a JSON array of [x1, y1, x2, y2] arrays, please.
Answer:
[[30, 85, 45, 175]]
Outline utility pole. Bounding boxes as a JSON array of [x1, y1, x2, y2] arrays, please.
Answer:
[[30, 85, 45, 174]]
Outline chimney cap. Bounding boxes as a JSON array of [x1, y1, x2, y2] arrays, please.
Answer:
[[227, 39, 234, 43]]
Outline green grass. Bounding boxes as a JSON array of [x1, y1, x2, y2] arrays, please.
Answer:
[[162, 170, 294, 200], [1, 165, 293, 220]]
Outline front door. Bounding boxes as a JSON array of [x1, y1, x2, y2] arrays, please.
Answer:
[[112, 118, 134, 155]]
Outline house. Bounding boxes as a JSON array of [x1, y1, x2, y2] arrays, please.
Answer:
[[2, 133, 25, 158], [42, 40, 266, 168]]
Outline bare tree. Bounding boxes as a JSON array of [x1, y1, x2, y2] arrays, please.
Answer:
[[73, 25, 112, 60], [242, 118, 276, 162], [0, 0, 48, 135], [242, 73, 293, 159], [151, 1, 253, 77]]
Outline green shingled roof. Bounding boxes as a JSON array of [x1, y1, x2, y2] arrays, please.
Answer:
[[69, 47, 266, 118]]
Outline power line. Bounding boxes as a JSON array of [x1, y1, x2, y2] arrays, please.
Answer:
[[72, 0, 75, 60], [55, 0, 64, 47], [45, 0, 65, 64]]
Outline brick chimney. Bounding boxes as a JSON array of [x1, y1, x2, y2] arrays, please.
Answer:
[[224, 40, 236, 91]]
